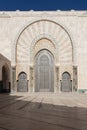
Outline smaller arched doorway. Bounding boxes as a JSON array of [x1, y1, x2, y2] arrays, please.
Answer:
[[61, 72, 72, 92], [17, 72, 28, 92], [2, 64, 10, 93]]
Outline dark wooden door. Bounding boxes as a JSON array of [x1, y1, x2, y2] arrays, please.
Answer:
[[61, 72, 72, 92], [18, 72, 28, 92], [35, 50, 54, 92]]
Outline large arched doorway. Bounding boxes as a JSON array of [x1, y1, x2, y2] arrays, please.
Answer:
[[16, 20, 74, 93], [35, 50, 54, 92], [61, 72, 72, 92], [17, 72, 28, 92]]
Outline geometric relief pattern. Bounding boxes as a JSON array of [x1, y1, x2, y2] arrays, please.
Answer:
[[33, 38, 55, 59], [35, 50, 54, 92], [17, 20, 72, 65], [61, 72, 72, 92], [17, 72, 28, 92], [73, 67, 77, 91], [34, 39, 55, 52]]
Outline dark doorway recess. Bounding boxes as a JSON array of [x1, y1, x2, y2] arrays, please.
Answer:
[[1, 65, 10, 93]]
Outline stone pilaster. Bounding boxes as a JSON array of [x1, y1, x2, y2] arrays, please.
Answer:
[[30, 66, 34, 92], [55, 66, 59, 92], [11, 66, 16, 93], [73, 66, 78, 91]]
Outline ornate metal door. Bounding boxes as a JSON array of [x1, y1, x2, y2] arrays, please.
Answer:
[[18, 72, 28, 92], [35, 50, 54, 92], [61, 72, 72, 92]]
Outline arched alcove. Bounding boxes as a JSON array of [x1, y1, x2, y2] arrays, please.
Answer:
[[15, 19, 74, 93], [61, 72, 72, 92], [17, 72, 28, 92]]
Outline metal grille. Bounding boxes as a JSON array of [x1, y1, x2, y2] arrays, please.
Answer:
[[61, 72, 72, 92], [18, 72, 28, 92], [35, 50, 54, 92]]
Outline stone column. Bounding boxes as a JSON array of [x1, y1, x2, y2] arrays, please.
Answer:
[[55, 65, 59, 92], [11, 66, 16, 93], [30, 66, 34, 93], [73, 66, 78, 91]]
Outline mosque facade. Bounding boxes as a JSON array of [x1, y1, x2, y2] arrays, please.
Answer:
[[0, 11, 87, 93]]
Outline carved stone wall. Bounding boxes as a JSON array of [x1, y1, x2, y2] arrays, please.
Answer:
[[16, 19, 73, 92], [16, 20, 72, 66], [0, 11, 87, 91]]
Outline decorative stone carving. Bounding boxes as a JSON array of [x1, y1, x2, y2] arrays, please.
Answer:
[[61, 72, 72, 92], [73, 66, 77, 91], [11, 66, 16, 92], [30, 67, 33, 92], [35, 50, 54, 92]]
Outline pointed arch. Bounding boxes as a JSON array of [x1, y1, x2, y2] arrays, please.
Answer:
[[61, 72, 72, 92], [17, 72, 28, 92], [12, 19, 74, 65]]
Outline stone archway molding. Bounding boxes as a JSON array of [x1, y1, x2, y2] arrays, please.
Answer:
[[12, 18, 75, 65]]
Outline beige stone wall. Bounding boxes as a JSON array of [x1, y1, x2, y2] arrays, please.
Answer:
[[0, 11, 87, 91]]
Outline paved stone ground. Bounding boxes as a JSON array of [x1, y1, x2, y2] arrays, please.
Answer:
[[0, 92, 87, 130]]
